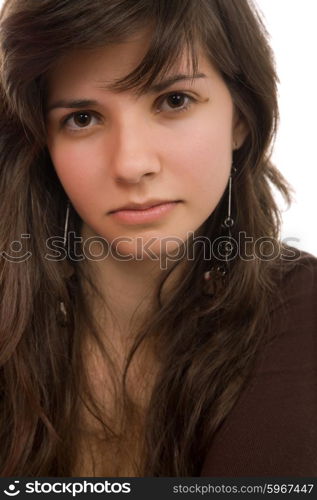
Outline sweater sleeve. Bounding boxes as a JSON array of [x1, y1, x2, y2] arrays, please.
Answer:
[[200, 250, 317, 476]]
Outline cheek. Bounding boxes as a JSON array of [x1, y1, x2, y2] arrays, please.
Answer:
[[48, 139, 104, 212], [192, 130, 231, 204], [164, 115, 233, 210]]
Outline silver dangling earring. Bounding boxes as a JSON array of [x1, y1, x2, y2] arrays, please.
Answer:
[[203, 163, 237, 291], [63, 200, 70, 248], [222, 164, 237, 268], [57, 200, 70, 327]]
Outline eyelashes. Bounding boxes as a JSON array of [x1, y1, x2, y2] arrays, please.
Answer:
[[156, 91, 197, 114], [61, 111, 100, 131], [60, 91, 198, 133]]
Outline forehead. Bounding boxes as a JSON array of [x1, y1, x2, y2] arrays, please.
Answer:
[[46, 31, 212, 97]]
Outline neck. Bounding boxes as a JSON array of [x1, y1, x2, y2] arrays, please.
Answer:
[[78, 228, 187, 340]]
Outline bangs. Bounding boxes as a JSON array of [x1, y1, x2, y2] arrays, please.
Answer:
[[100, 28, 201, 98], [42, 0, 204, 97], [0, 0, 237, 134]]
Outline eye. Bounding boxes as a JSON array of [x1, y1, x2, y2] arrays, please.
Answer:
[[61, 111, 101, 132], [157, 91, 197, 114]]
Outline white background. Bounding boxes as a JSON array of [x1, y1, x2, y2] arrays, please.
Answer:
[[256, 0, 317, 256], [1, 0, 316, 256]]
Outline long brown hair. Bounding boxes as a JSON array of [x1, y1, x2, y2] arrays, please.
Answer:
[[0, 0, 295, 476]]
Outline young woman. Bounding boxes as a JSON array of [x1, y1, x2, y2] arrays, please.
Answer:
[[0, 0, 316, 477]]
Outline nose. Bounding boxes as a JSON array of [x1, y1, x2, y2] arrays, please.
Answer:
[[109, 117, 161, 184]]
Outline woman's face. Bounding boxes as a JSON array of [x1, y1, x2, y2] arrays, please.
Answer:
[[46, 32, 247, 260]]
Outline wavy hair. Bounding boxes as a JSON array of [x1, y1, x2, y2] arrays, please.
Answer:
[[0, 0, 295, 476]]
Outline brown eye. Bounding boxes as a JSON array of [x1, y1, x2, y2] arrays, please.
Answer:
[[167, 94, 184, 107], [158, 92, 196, 114], [62, 110, 101, 132], [167, 93, 186, 108], [73, 112, 92, 127]]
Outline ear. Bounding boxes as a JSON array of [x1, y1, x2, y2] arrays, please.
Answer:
[[232, 108, 249, 150]]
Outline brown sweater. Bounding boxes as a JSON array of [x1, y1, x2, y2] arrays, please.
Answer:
[[200, 249, 317, 476]]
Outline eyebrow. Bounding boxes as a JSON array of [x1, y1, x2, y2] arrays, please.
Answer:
[[46, 73, 207, 112]]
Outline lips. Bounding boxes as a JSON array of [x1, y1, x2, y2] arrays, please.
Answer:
[[109, 201, 180, 224], [110, 199, 180, 213]]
